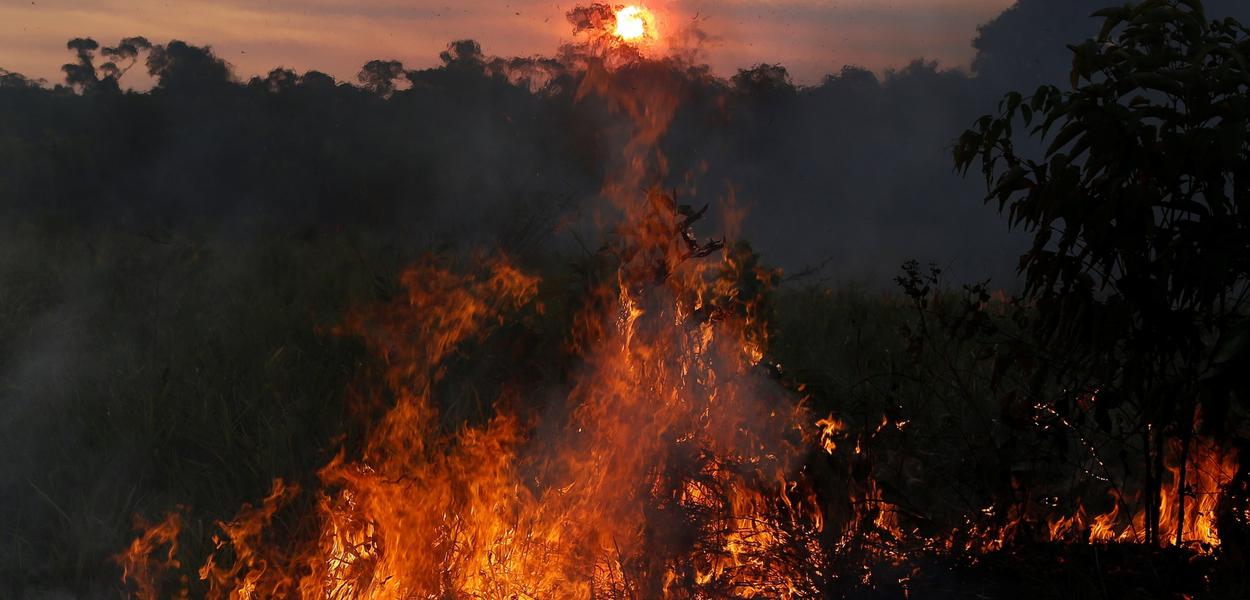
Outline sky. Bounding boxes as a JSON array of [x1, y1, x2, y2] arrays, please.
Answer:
[[1, 0, 1016, 86]]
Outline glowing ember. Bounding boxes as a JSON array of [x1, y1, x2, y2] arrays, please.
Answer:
[[614, 5, 655, 42]]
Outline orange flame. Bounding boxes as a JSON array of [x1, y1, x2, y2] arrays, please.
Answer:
[[116, 511, 185, 599], [119, 31, 838, 599], [1044, 438, 1239, 552], [116, 12, 1244, 598]]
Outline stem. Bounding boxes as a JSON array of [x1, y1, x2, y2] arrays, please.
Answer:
[[1151, 425, 1167, 547], [1175, 404, 1196, 547], [1175, 437, 1189, 547], [1143, 427, 1155, 546]]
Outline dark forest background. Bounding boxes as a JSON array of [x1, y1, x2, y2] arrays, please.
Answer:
[[2, 0, 1250, 598], [12, 0, 1250, 283]]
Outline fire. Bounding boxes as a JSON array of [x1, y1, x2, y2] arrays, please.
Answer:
[[117, 209, 828, 598], [117, 511, 183, 599], [117, 17, 831, 598], [815, 414, 844, 454], [1043, 438, 1239, 552], [614, 5, 656, 42], [114, 5, 1246, 597]]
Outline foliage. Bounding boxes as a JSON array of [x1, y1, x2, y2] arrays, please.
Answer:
[[955, 0, 1250, 545]]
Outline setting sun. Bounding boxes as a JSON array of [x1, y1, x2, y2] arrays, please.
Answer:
[[614, 5, 655, 42]]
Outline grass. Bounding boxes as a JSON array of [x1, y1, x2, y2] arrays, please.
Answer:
[[0, 218, 407, 594], [1, 217, 1242, 598]]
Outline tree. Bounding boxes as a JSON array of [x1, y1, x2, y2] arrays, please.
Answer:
[[357, 59, 405, 96], [62, 37, 101, 91], [100, 36, 152, 81], [255, 67, 298, 93], [62, 36, 153, 93], [0, 68, 38, 89], [439, 40, 484, 68], [955, 0, 1250, 547], [146, 41, 232, 91], [731, 64, 795, 101]]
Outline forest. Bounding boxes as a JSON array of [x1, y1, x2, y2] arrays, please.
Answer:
[[1, 1, 1249, 598]]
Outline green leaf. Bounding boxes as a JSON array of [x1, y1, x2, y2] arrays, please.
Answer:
[[1129, 71, 1183, 95], [1095, 7, 1129, 41], [1209, 317, 1250, 370], [1046, 122, 1084, 157]]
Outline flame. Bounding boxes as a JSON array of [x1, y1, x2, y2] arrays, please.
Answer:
[[116, 217, 825, 598], [1042, 437, 1239, 552], [614, 6, 656, 42], [116, 511, 184, 599], [116, 9, 1245, 597], [118, 28, 837, 599], [815, 415, 844, 454]]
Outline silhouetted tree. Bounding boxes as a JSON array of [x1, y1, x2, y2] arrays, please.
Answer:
[[147, 41, 231, 90], [566, 3, 616, 36], [439, 39, 484, 68], [100, 36, 151, 81], [299, 70, 337, 91], [62, 37, 101, 92], [956, 0, 1250, 546], [0, 68, 37, 89], [357, 59, 404, 96], [732, 64, 793, 99], [254, 67, 300, 93]]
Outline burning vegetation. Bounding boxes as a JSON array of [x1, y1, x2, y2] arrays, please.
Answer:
[[3, 1, 1240, 598], [116, 8, 836, 597]]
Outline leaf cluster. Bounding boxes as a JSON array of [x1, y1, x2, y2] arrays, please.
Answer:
[[954, 0, 1250, 439]]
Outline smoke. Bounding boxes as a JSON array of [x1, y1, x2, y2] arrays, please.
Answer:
[[4, 1, 1243, 287], [0, 232, 140, 598], [3, 1, 1250, 595]]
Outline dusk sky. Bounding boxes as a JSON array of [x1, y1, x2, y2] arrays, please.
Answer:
[[2, 0, 1016, 86]]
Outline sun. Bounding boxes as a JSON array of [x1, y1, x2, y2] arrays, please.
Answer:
[[614, 5, 656, 42]]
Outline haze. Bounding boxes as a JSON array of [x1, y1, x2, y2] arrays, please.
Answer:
[[3, 0, 1014, 85]]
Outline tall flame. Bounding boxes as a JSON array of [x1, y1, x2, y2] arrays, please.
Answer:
[[115, 9, 1244, 598], [118, 23, 834, 600]]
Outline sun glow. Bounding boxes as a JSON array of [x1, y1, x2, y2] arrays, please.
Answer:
[[614, 5, 655, 42]]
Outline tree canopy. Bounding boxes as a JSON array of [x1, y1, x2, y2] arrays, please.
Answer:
[[956, 0, 1250, 545]]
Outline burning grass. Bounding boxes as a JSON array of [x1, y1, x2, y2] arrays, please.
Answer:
[[29, 3, 1250, 598], [110, 217, 1248, 598], [116, 193, 838, 598]]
